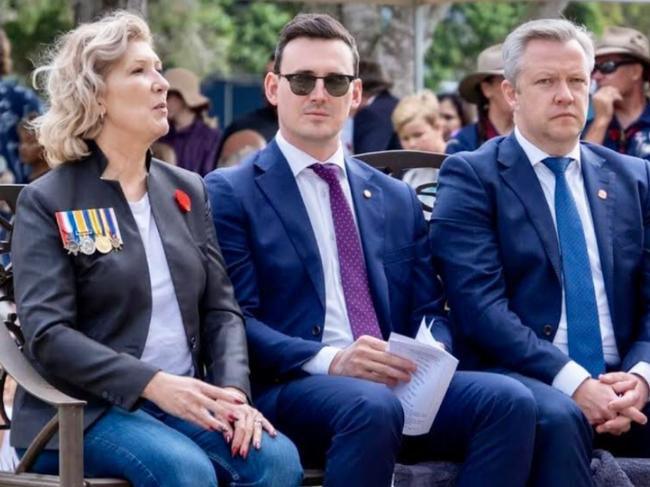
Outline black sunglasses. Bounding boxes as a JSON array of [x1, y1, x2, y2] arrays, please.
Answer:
[[277, 73, 356, 97], [592, 59, 638, 75]]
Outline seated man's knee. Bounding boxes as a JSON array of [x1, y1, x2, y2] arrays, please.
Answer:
[[539, 396, 592, 444], [350, 384, 404, 433], [496, 377, 537, 423], [463, 373, 537, 426]]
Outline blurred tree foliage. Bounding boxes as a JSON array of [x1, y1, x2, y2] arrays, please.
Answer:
[[0, 0, 298, 79], [425, 1, 610, 90], [2, 0, 650, 89], [0, 0, 73, 79], [149, 0, 234, 76], [225, 1, 299, 75], [425, 2, 529, 89]]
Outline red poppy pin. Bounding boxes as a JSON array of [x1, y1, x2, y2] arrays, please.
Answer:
[[174, 189, 191, 213]]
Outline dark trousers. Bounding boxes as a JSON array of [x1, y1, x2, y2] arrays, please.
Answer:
[[503, 371, 650, 487], [257, 371, 537, 487]]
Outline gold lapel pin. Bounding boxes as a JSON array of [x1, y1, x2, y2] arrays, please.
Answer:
[[597, 189, 607, 200], [363, 189, 372, 199]]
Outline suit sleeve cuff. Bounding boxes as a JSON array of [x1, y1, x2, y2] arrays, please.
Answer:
[[301, 346, 341, 375], [552, 360, 591, 397], [629, 362, 650, 403]]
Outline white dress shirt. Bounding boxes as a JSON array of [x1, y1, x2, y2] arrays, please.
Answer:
[[275, 131, 359, 374], [130, 193, 194, 377], [515, 127, 650, 395]]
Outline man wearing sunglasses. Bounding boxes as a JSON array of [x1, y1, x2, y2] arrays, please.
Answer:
[[206, 12, 537, 487], [584, 27, 650, 160]]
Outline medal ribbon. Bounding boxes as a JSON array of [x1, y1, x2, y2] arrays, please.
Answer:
[[106, 208, 123, 244], [81, 210, 95, 239], [73, 210, 89, 236], [87, 209, 104, 238], [54, 212, 71, 246], [67, 211, 82, 243], [98, 208, 112, 239]]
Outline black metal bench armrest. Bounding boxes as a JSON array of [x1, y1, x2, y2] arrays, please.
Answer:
[[354, 150, 446, 174]]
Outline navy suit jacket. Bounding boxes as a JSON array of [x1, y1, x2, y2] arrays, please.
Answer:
[[205, 140, 451, 414], [430, 133, 650, 384]]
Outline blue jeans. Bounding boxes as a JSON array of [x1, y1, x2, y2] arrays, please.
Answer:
[[23, 401, 303, 487]]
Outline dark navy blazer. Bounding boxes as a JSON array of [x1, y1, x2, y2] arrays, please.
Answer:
[[431, 133, 650, 383], [205, 140, 451, 416]]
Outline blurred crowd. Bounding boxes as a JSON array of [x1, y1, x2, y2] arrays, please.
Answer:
[[0, 23, 648, 191]]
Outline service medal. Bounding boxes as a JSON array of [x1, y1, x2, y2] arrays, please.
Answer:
[[79, 236, 96, 255], [95, 235, 112, 254], [65, 239, 80, 256], [110, 235, 123, 250]]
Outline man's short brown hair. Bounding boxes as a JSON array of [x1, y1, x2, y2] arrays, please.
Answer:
[[273, 13, 359, 77]]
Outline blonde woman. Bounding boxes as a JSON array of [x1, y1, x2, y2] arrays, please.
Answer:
[[11, 11, 302, 487]]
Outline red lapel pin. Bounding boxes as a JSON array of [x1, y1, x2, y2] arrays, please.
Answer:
[[175, 189, 191, 213]]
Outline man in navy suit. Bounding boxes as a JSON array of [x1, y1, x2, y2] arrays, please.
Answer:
[[206, 13, 537, 487], [432, 19, 650, 487]]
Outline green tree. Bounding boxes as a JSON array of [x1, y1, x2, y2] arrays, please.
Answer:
[[599, 3, 650, 38], [425, 2, 529, 90], [1, 0, 72, 79], [149, 0, 234, 77], [563, 2, 606, 36], [226, 1, 298, 76]]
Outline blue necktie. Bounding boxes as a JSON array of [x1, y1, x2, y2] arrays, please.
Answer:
[[542, 157, 605, 377]]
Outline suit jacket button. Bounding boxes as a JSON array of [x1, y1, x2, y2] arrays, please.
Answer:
[[543, 324, 553, 336], [311, 325, 322, 336]]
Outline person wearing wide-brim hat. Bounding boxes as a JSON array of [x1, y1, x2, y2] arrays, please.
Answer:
[[584, 26, 650, 161], [159, 67, 221, 176], [446, 43, 513, 155]]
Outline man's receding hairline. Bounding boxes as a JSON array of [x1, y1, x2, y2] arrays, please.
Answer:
[[517, 38, 591, 74]]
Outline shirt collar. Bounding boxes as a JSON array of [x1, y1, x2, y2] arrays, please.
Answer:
[[275, 130, 346, 178], [514, 126, 581, 168]]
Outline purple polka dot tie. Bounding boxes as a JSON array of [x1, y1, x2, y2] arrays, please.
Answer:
[[311, 163, 382, 340]]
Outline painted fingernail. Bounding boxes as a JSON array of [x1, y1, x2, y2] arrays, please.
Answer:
[[255, 441, 261, 449]]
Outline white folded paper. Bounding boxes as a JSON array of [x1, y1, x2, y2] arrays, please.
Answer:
[[387, 321, 458, 436]]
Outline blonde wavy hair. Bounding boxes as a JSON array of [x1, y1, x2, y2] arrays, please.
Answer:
[[391, 90, 440, 134], [32, 11, 152, 166]]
